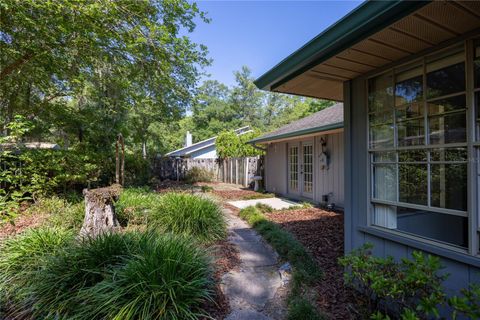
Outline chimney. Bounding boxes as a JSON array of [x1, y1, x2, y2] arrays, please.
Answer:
[[185, 131, 192, 147]]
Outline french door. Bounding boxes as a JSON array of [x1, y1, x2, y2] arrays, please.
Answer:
[[288, 141, 314, 198]]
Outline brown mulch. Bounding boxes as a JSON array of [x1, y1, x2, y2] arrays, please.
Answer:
[[212, 189, 271, 201], [0, 212, 49, 240], [203, 239, 241, 320], [265, 208, 359, 320]]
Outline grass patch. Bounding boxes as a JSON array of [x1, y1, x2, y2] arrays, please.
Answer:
[[255, 202, 274, 213], [242, 192, 275, 200], [0, 230, 213, 320], [115, 187, 161, 226], [238, 206, 323, 319], [152, 192, 226, 243]]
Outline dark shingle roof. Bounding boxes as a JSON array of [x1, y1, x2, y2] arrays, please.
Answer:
[[250, 103, 343, 143]]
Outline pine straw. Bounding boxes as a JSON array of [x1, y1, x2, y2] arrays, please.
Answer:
[[0, 213, 49, 240], [265, 208, 360, 320]]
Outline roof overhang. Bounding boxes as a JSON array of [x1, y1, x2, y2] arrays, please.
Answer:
[[255, 1, 480, 100], [249, 122, 343, 145]]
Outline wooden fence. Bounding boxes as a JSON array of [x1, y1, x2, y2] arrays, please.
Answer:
[[154, 156, 262, 187]]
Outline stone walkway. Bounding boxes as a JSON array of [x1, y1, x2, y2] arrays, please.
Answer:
[[221, 208, 288, 320]]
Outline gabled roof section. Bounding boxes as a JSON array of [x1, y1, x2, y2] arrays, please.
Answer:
[[166, 126, 251, 157], [250, 103, 343, 144], [254, 1, 480, 100]]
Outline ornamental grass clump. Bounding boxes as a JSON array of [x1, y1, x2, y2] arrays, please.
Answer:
[[115, 187, 161, 226], [152, 192, 226, 243], [0, 230, 213, 320]]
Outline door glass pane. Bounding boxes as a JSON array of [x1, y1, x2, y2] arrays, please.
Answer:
[[396, 206, 468, 248], [397, 118, 425, 146], [373, 164, 396, 201], [399, 164, 428, 205], [288, 146, 298, 192], [429, 112, 466, 144], [303, 144, 313, 194], [431, 163, 467, 211]]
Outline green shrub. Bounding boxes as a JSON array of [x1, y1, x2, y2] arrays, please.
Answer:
[[449, 284, 480, 319], [115, 187, 161, 226], [288, 297, 323, 320], [184, 167, 214, 184], [242, 192, 275, 200], [152, 193, 226, 243], [201, 185, 214, 193], [255, 202, 274, 213], [339, 244, 447, 319], [2, 230, 213, 320], [0, 227, 74, 308]]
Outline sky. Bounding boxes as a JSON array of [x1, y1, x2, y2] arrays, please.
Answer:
[[189, 1, 363, 87]]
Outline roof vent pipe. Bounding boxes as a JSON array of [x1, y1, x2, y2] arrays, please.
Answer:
[[185, 131, 192, 147]]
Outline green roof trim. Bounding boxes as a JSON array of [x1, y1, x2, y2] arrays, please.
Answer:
[[254, 0, 430, 91], [249, 121, 343, 144]]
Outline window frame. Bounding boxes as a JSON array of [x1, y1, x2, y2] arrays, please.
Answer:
[[366, 40, 479, 256]]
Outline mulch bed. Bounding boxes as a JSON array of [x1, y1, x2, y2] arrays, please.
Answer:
[[203, 239, 240, 320], [0, 212, 49, 240], [265, 208, 359, 319], [212, 189, 271, 201]]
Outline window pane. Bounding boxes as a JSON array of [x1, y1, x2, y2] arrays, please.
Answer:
[[430, 147, 467, 162], [399, 164, 427, 205], [396, 102, 423, 121], [428, 94, 466, 115], [475, 44, 480, 89], [373, 204, 397, 229], [369, 110, 393, 125], [399, 150, 427, 162], [431, 163, 467, 211], [426, 62, 465, 99], [369, 73, 393, 113], [396, 206, 468, 248], [373, 164, 396, 201], [397, 119, 424, 146], [373, 151, 396, 163], [429, 112, 466, 144], [396, 74, 423, 103], [370, 124, 394, 149]]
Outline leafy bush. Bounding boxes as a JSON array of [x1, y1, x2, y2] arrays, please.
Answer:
[[238, 206, 322, 319], [115, 187, 161, 226], [184, 167, 214, 183], [216, 130, 264, 158], [1, 230, 213, 320], [449, 284, 480, 320], [0, 227, 74, 310], [152, 193, 226, 243], [201, 185, 214, 193], [339, 244, 447, 319], [255, 202, 274, 213]]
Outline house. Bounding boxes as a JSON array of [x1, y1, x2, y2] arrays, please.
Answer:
[[254, 0, 480, 298], [250, 103, 344, 208], [165, 126, 251, 159]]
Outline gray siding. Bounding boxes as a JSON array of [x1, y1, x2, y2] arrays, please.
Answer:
[[344, 75, 480, 297], [264, 131, 344, 207]]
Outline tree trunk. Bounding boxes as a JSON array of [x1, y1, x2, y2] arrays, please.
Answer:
[[80, 185, 122, 238]]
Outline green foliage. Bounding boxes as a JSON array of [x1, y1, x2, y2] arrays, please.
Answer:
[[449, 284, 480, 319], [0, 230, 213, 319], [339, 244, 447, 319], [288, 297, 324, 320], [152, 193, 226, 243], [242, 192, 276, 200], [255, 202, 274, 213], [0, 227, 75, 309], [115, 187, 161, 226], [216, 129, 263, 158], [27, 196, 85, 231], [201, 185, 214, 193], [238, 206, 322, 319], [185, 166, 214, 183]]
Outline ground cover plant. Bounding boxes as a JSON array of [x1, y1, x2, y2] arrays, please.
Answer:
[[238, 205, 323, 319], [0, 230, 213, 319]]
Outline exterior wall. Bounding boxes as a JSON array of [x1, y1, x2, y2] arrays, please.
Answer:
[[189, 145, 217, 159], [264, 131, 344, 207], [344, 66, 480, 298]]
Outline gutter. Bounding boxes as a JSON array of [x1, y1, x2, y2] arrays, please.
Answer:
[[254, 0, 430, 91], [248, 122, 343, 145]]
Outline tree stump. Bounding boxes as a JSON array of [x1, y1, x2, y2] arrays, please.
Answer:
[[80, 184, 122, 238]]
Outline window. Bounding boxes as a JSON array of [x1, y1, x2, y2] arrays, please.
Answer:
[[369, 47, 470, 249]]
